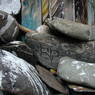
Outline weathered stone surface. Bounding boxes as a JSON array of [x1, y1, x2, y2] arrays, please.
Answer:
[[57, 57, 95, 88], [36, 65, 68, 94], [0, 0, 21, 15], [46, 17, 95, 41], [0, 10, 19, 43], [0, 41, 37, 65], [26, 30, 95, 69], [0, 50, 51, 95]]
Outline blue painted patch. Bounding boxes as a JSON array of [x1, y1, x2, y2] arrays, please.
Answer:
[[22, 0, 42, 30]]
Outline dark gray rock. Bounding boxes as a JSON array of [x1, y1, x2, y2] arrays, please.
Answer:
[[0, 41, 37, 65], [0, 50, 51, 95], [0, 10, 19, 44], [26, 30, 95, 69]]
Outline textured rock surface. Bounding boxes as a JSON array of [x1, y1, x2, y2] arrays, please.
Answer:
[[0, 10, 19, 43], [58, 57, 95, 88], [0, 41, 37, 65], [46, 17, 95, 41], [26, 30, 95, 69], [0, 50, 51, 95], [36, 65, 68, 94]]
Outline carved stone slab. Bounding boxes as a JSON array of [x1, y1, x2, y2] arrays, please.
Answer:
[[26, 30, 95, 69]]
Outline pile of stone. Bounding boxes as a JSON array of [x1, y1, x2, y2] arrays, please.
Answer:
[[0, 8, 95, 95]]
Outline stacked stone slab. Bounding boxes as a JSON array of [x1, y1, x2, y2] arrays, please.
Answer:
[[26, 24, 95, 69]]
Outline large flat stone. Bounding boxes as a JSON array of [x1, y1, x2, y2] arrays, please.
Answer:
[[26, 30, 95, 69], [46, 18, 95, 41]]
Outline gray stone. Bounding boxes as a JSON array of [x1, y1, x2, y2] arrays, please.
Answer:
[[46, 17, 95, 41], [36, 65, 68, 94], [57, 57, 95, 88], [26, 29, 95, 69]]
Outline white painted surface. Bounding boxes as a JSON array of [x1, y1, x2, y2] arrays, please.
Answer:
[[0, 0, 21, 14]]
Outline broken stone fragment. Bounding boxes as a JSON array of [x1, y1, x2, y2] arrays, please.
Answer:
[[46, 17, 95, 41], [57, 57, 95, 88], [0, 49, 51, 95], [0, 10, 19, 43], [0, 0, 21, 15], [26, 29, 95, 69], [36, 65, 68, 94]]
